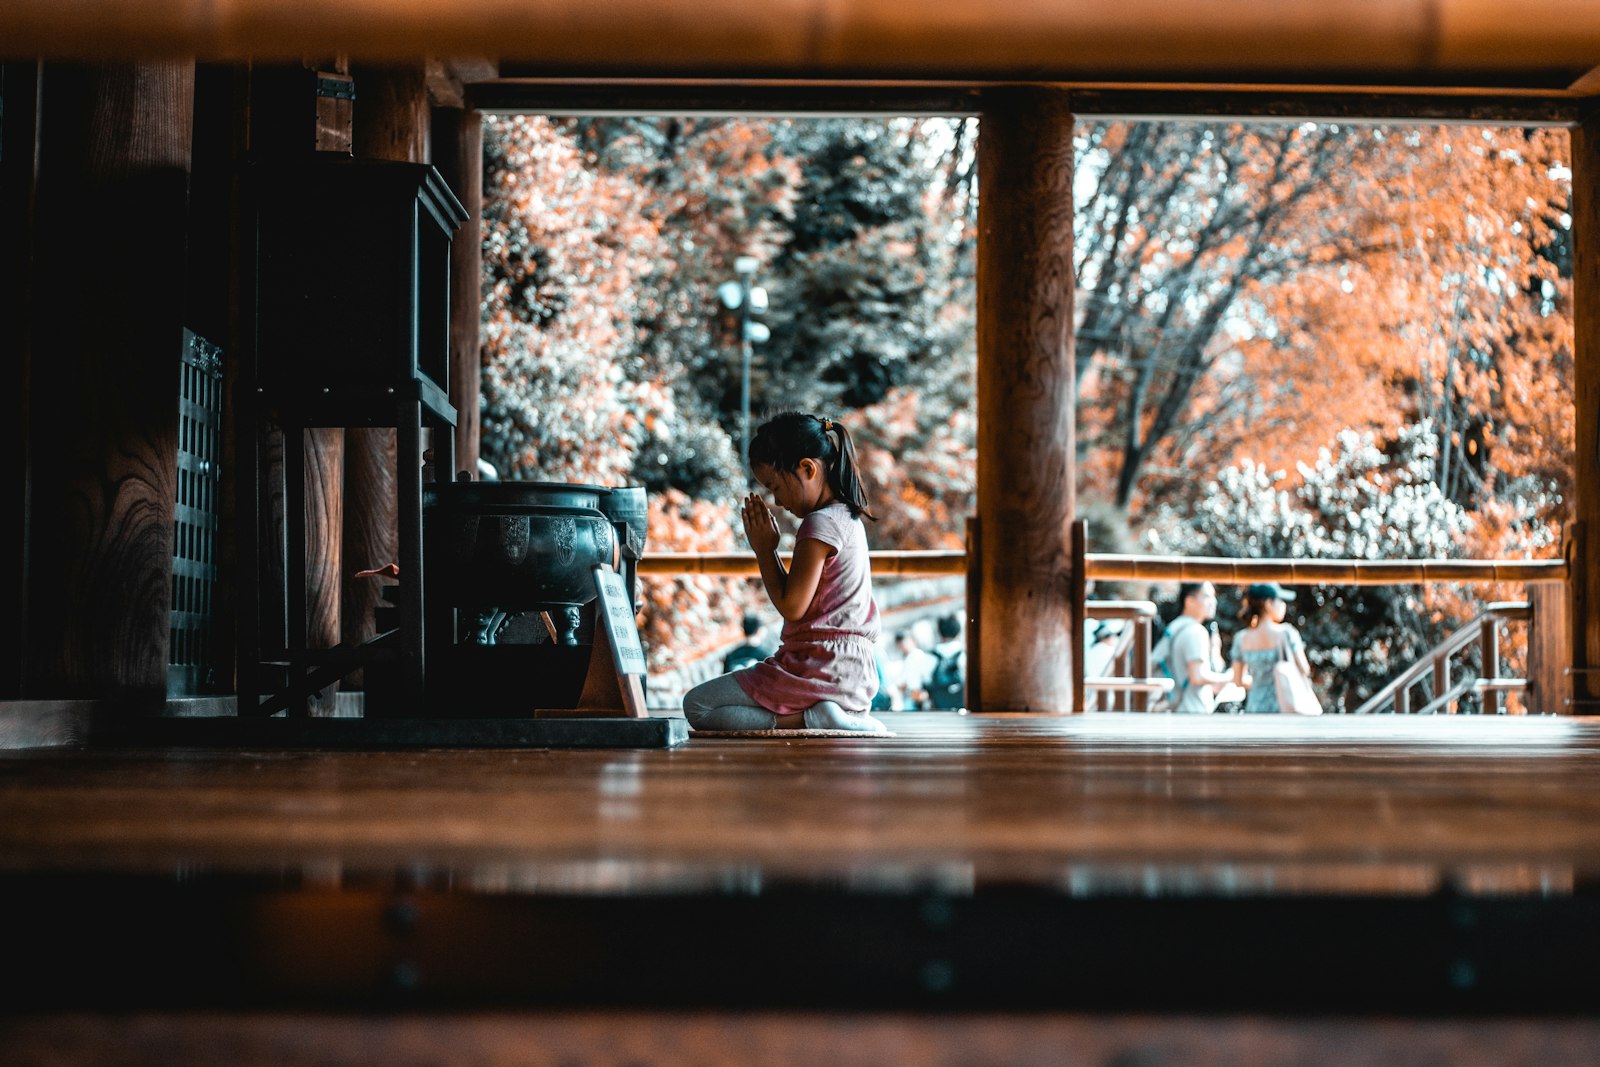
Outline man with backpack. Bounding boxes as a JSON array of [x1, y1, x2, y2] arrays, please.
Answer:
[[1154, 582, 1233, 713], [722, 613, 775, 674], [926, 615, 966, 710]]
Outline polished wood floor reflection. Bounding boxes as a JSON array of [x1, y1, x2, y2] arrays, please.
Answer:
[[4, 713, 1600, 895]]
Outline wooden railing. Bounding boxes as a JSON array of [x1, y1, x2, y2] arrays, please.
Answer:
[[1082, 600, 1172, 711], [639, 551, 1568, 584], [641, 550, 1570, 713], [1351, 602, 1532, 715]]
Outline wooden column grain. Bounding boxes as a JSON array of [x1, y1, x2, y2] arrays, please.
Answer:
[[975, 87, 1076, 713], [1573, 115, 1600, 705], [24, 62, 194, 704], [342, 65, 430, 681], [306, 63, 351, 712], [432, 107, 483, 478]]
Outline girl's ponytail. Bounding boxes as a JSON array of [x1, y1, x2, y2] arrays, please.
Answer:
[[819, 417, 875, 522]]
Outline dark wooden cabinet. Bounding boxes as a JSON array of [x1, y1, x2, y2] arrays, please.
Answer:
[[251, 156, 466, 424], [240, 155, 467, 716]]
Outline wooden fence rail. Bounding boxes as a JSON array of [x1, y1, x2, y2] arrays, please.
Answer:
[[639, 551, 1568, 584]]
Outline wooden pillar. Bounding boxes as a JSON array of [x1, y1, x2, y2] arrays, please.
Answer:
[[974, 87, 1076, 714], [342, 65, 429, 676], [25, 62, 194, 704], [1574, 115, 1600, 710], [432, 107, 483, 478], [0, 63, 42, 700], [248, 63, 350, 713]]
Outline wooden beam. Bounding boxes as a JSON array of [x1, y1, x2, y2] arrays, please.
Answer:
[[467, 81, 984, 116], [975, 86, 1076, 714], [1068, 88, 1584, 127], [4, 0, 1600, 82], [425, 57, 497, 108], [467, 78, 1588, 126]]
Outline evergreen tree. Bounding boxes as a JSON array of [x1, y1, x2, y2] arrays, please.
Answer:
[[762, 120, 966, 412]]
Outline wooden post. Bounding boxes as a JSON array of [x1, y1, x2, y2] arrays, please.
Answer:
[[1529, 578, 1571, 714], [1574, 111, 1600, 709], [964, 514, 981, 711], [1070, 519, 1087, 717], [1131, 616, 1152, 713], [975, 87, 1076, 713], [248, 63, 350, 713], [432, 107, 483, 478], [24, 62, 194, 704], [0, 62, 41, 700], [342, 65, 430, 683], [1480, 617, 1501, 715]]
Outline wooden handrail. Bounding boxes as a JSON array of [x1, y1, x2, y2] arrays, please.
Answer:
[[639, 550, 1569, 584], [1414, 674, 1478, 716], [1085, 599, 1160, 621], [1088, 555, 1567, 584], [639, 550, 967, 576], [1085, 677, 1175, 695], [1353, 602, 1531, 715]]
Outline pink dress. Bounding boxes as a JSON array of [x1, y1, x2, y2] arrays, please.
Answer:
[[736, 503, 882, 714]]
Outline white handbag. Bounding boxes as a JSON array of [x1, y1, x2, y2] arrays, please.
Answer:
[[1273, 633, 1323, 715]]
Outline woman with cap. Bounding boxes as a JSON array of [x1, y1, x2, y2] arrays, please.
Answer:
[[1229, 582, 1313, 714]]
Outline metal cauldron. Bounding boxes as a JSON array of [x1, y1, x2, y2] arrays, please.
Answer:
[[423, 480, 648, 646], [424, 481, 621, 606]]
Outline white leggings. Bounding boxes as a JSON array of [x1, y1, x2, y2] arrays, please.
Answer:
[[682, 672, 886, 732]]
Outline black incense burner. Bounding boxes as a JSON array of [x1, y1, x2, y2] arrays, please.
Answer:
[[367, 479, 647, 717]]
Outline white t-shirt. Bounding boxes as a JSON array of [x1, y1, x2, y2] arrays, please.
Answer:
[[1169, 616, 1218, 714]]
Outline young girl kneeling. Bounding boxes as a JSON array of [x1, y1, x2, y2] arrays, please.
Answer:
[[682, 412, 885, 733]]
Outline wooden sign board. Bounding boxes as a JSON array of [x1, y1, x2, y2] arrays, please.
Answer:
[[564, 564, 648, 719]]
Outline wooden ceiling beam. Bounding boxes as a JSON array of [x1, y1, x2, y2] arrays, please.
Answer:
[[1067, 88, 1585, 127], [466, 81, 984, 117], [466, 81, 1584, 125], [3, 0, 1600, 88]]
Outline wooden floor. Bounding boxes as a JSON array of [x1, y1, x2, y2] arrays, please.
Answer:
[[4, 711, 1600, 895], [10, 711, 1600, 1025]]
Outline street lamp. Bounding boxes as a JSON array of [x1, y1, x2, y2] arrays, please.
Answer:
[[717, 255, 769, 470]]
